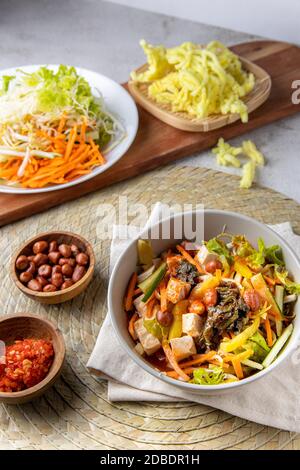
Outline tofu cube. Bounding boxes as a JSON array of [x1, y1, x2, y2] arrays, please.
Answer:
[[182, 313, 203, 338], [134, 319, 161, 356], [170, 336, 196, 361], [133, 294, 147, 317], [166, 277, 191, 304], [166, 255, 182, 275], [195, 245, 218, 267]]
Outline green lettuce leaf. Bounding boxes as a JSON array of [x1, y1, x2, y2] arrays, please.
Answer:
[[192, 366, 225, 385], [206, 237, 233, 264], [247, 237, 284, 268], [275, 266, 300, 295]]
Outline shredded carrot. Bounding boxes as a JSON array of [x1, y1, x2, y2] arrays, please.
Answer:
[[264, 275, 276, 287], [265, 315, 273, 347], [232, 357, 244, 379], [128, 313, 138, 340], [178, 351, 216, 368], [57, 114, 67, 133], [124, 272, 137, 312], [166, 367, 197, 378], [145, 298, 156, 318], [162, 340, 190, 381], [0, 121, 107, 188], [160, 279, 168, 312], [65, 125, 77, 160], [80, 117, 87, 143], [176, 244, 204, 274], [133, 288, 142, 296]]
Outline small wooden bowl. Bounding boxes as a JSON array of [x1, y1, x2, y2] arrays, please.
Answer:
[[11, 231, 95, 304], [0, 313, 65, 404]]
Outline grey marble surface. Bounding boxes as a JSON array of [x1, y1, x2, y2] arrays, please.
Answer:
[[1, 0, 299, 202]]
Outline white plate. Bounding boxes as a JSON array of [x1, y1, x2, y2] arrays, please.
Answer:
[[0, 65, 139, 194]]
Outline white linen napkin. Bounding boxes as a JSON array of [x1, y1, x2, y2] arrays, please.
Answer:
[[87, 203, 300, 432]]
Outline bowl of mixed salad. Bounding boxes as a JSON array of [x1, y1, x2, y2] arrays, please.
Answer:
[[109, 210, 300, 392], [0, 64, 138, 193]]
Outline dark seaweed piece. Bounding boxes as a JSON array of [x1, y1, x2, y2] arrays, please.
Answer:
[[176, 260, 199, 285], [202, 284, 249, 350]]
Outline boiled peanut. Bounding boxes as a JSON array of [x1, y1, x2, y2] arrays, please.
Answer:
[[205, 259, 223, 274], [33, 253, 48, 266], [26, 261, 36, 275], [49, 240, 58, 252], [48, 251, 61, 264], [61, 279, 74, 290], [156, 309, 173, 327], [59, 257, 76, 267], [38, 264, 52, 278], [16, 255, 29, 271], [71, 244, 80, 256], [43, 284, 57, 292], [36, 275, 48, 287], [19, 271, 33, 283], [202, 288, 218, 307], [52, 265, 62, 275], [51, 273, 64, 288], [244, 289, 261, 311], [72, 265, 86, 282], [76, 253, 89, 266], [61, 263, 73, 277], [32, 240, 48, 254], [27, 279, 42, 292], [58, 244, 72, 258]]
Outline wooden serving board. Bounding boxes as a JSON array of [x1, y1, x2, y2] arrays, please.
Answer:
[[0, 40, 300, 227]]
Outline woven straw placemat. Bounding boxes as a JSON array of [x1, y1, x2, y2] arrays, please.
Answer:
[[0, 165, 299, 450]]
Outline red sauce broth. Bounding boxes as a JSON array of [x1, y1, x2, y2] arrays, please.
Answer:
[[0, 338, 54, 392]]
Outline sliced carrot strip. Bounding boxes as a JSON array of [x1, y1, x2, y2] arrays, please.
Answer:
[[232, 358, 244, 379], [128, 312, 138, 340], [162, 340, 190, 382], [265, 315, 273, 347], [176, 244, 204, 274], [124, 272, 137, 312], [178, 351, 216, 368]]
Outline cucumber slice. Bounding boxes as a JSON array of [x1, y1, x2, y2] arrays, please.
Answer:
[[138, 262, 167, 302], [275, 285, 284, 336], [241, 359, 264, 370], [262, 324, 293, 368]]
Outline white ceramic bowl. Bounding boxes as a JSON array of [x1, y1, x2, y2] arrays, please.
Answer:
[[108, 210, 300, 394]]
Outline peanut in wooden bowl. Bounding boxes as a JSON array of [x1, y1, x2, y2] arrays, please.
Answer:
[[0, 313, 65, 404], [11, 231, 95, 304]]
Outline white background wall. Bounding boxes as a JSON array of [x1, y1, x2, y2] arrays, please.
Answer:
[[105, 0, 300, 44]]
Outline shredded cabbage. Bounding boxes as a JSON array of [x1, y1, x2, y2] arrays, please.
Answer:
[[132, 40, 255, 122]]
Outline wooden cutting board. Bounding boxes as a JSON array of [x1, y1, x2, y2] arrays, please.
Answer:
[[0, 40, 300, 226]]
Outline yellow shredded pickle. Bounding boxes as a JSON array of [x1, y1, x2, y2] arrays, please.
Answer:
[[242, 140, 265, 166], [240, 160, 256, 189], [212, 138, 266, 189], [132, 40, 255, 122], [212, 138, 242, 168]]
